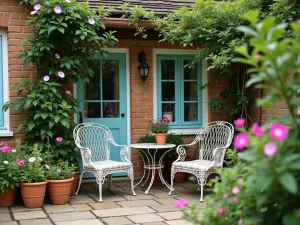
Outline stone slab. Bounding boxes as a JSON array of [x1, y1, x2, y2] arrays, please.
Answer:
[[150, 205, 179, 213], [165, 220, 193, 225], [0, 222, 18, 225], [55, 219, 104, 225], [89, 202, 121, 210], [13, 211, 47, 220], [154, 198, 177, 205], [71, 204, 92, 211], [50, 211, 95, 222], [0, 213, 12, 222], [142, 222, 167, 225], [69, 195, 96, 204], [127, 213, 164, 224], [157, 211, 183, 220], [93, 206, 155, 217], [123, 194, 155, 201], [117, 200, 160, 208], [10, 206, 40, 212], [0, 207, 9, 213], [20, 219, 52, 225], [87, 192, 126, 202], [102, 216, 133, 225], [43, 204, 74, 213]]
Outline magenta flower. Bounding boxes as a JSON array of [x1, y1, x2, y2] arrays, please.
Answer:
[[218, 207, 225, 216], [270, 123, 288, 141], [254, 53, 261, 59], [223, 193, 229, 199], [237, 178, 244, 184], [232, 186, 240, 194], [56, 137, 63, 142], [88, 18, 95, 25], [238, 219, 243, 225], [173, 198, 187, 209], [1, 145, 11, 153], [45, 164, 50, 170], [58, 71, 65, 78], [34, 4, 41, 11], [55, 53, 60, 59], [231, 197, 239, 204], [237, 152, 243, 157], [54, 6, 62, 14], [43, 76, 50, 82], [251, 123, 264, 136], [30, 11, 37, 15], [65, 90, 71, 95], [233, 133, 249, 149], [234, 118, 245, 127], [264, 142, 277, 157], [16, 159, 25, 166]]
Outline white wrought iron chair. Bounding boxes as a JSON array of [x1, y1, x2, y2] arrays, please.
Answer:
[[74, 124, 136, 202], [169, 121, 234, 201]]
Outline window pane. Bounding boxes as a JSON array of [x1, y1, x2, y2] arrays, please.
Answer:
[[161, 60, 175, 80], [85, 102, 101, 118], [162, 103, 175, 122], [103, 102, 119, 118], [184, 60, 197, 80], [184, 82, 198, 101], [162, 82, 175, 101], [85, 60, 100, 100], [102, 60, 119, 100], [184, 103, 198, 121]]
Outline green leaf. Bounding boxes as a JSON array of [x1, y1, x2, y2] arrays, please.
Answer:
[[54, 115, 60, 123], [236, 26, 259, 37], [58, 27, 64, 34], [279, 173, 298, 194], [243, 10, 260, 26], [33, 114, 40, 120], [47, 25, 57, 34], [235, 45, 249, 57], [283, 211, 298, 225], [27, 123, 35, 131], [41, 113, 48, 119], [49, 121, 55, 128]]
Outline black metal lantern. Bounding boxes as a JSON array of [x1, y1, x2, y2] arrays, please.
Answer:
[[137, 51, 151, 82]]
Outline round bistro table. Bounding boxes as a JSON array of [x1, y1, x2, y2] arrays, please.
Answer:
[[130, 143, 176, 194]]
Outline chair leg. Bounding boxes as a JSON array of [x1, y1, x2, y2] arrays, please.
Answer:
[[95, 171, 104, 202], [98, 182, 103, 202], [129, 167, 136, 196], [197, 172, 209, 202], [108, 174, 112, 190], [200, 183, 204, 202], [169, 167, 175, 195], [75, 170, 85, 195]]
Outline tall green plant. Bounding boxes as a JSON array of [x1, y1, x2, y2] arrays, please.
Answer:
[[3, 0, 117, 164]]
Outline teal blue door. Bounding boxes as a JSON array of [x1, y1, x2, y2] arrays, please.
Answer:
[[77, 53, 127, 177]]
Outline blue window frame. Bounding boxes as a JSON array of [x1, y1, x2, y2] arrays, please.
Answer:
[[157, 55, 202, 128], [0, 34, 4, 128]]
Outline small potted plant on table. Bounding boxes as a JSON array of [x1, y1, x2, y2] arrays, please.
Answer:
[[147, 116, 170, 145]]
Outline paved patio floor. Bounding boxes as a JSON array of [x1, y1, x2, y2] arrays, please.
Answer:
[[0, 179, 206, 225]]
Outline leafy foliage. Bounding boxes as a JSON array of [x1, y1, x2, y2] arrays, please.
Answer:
[[45, 161, 76, 180]]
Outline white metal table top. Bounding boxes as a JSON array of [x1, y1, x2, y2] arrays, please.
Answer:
[[130, 143, 176, 149]]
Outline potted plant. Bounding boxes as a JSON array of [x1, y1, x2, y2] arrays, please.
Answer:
[[20, 144, 47, 208], [45, 161, 75, 205], [0, 141, 23, 206], [147, 117, 170, 145]]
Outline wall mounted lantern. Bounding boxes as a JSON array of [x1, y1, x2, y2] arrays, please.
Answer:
[[137, 50, 151, 82]]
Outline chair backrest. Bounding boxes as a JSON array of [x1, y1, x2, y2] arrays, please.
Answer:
[[196, 121, 234, 162], [76, 125, 114, 162]]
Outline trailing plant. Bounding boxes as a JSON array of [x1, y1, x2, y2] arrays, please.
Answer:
[[3, 0, 117, 164], [178, 11, 300, 225]]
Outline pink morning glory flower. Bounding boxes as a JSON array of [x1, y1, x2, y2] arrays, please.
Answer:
[[55, 53, 60, 59], [34, 4, 41, 11], [218, 207, 225, 216], [58, 71, 65, 78], [237, 152, 243, 157], [30, 11, 37, 15], [43, 76, 50, 82], [1, 145, 11, 153], [223, 193, 229, 199], [232, 186, 240, 194], [38, 157, 42, 162], [54, 6, 62, 14], [237, 178, 244, 184], [233, 133, 249, 149], [238, 219, 243, 225], [45, 164, 50, 170], [65, 90, 71, 95], [270, 123, 288, 141], [56, 137, 63, 142], [16, 159, 25, 166], [264, 142, 277, 157], [234, 118, 245, 127], [251, 123, 264, 136], [173, 198, 187, 209], [254, 53, 261, 59], [88, 18, 95, 25], [231, 197, 239, 204]]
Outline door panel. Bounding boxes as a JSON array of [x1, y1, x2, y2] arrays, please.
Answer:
[[77, 53, 127, 177]]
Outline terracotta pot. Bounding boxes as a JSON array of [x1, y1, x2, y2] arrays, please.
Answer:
[[70, 172, 80, 196], [0, 187, 17, 207], [20, 180, 47, 208], [174, 172, 186, 183], [155, 133, 167, 145], [47, 177, 74, 205]]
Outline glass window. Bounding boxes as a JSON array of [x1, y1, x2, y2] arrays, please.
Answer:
[[157, 55, 202, 128]]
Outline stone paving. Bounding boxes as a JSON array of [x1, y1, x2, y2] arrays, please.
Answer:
[[0, 179, 206, 225]]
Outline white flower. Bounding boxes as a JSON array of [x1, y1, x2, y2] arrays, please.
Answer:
[[12, 149, 16, 152], [28, 157, 36, 163], [3, 161, 8, 164], [38, 157, 42, 161]]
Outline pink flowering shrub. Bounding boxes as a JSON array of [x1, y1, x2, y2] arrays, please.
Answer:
[[147, 117, 170, 133]]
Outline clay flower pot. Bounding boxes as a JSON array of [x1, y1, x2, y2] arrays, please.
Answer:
[[47, 177, 74, 205], [155, 133, 167, 145], [0, 187, 17, 207], [70, 172, 80, 196], [20, 180, 47, 208]]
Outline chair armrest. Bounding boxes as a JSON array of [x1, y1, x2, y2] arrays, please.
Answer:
[[78, 147, 96, 169], [211, 147, 226, 168], [119, 145, 131, 164]]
